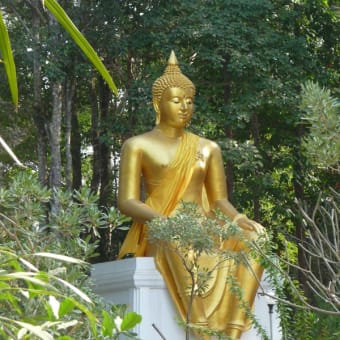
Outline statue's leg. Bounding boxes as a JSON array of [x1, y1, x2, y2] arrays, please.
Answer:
[[163, 247, 209, 326], [225, 243, 264, 338], [204, 260, 235, 332]]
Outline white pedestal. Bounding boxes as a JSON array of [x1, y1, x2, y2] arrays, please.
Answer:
[[91, 258, 281, 339]]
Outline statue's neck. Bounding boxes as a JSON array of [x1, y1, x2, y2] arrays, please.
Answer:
[[153, 125, 185, 140]]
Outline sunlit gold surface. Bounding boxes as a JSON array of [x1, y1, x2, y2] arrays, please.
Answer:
[[118, 51, 264, 339]]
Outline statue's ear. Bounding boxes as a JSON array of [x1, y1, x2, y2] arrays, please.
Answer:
[[153, 98, 160, 125], [153, 98, 159, 112]]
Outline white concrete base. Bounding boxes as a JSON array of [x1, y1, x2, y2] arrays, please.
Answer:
[[91, 258, 281, 339]]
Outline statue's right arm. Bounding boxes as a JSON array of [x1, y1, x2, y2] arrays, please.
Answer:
[[118, 139, 164, 223]]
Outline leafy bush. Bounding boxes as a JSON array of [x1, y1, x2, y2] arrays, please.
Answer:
[[0, 170, 141, 339], [300, 81, 340, 173]]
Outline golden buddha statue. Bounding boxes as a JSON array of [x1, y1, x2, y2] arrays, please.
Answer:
[[118, 51, 265, 339]]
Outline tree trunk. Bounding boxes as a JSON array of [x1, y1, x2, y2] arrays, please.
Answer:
[[293, 124, 309, 296], [64, 77, 76, 191], [98, 78, 113, 208], [49, 82, 63, 191], [32, 0, 48, 186], [251, 111, 261, 222], [223, 54, 234, 201], [90, 78, 114, 262], [71, 89, 82, 192], [90, 77, 101, 194], [46, 11, 63, 215]]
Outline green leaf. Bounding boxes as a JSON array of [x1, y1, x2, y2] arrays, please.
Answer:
[[58, 298, 75, 318], [0, 316, 53, 340], [14, 322, 53, 340], [101, 310, 114, 337], [0, 291, 22, 315], [53, 276, 92, 303], [33, 252, 87, 264], [45, 299, 54, 320], [2, 272, 52, 288], [120, 312, 142, 332], [19, 258, 39, 272], [43, 0, 118, 95], [55, 320, 78, 331], [66, 297, 98, 337], [0, 11, 18, 105]]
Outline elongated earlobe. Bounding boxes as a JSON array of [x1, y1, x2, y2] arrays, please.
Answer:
[[153, 99, 160, 125]]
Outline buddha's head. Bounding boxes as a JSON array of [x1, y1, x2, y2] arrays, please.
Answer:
[[152, 51, 195, 125]]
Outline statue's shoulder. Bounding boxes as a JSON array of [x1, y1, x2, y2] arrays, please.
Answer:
[[197, 135, 221, 151], [121, 131, 155, 151]]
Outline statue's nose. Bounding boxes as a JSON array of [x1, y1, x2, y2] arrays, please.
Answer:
[[181, 100, 188, 110]]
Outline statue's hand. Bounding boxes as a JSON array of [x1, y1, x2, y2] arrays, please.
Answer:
[[233, 214, 265, 234]]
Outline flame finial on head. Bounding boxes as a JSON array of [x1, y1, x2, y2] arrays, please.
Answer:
[[163, 50, 180, 74], [169, 50, 179, 64]]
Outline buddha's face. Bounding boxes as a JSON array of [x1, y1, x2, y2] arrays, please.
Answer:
[[156, 87, 194, 128]]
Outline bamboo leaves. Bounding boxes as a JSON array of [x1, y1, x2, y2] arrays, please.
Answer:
[[0, 0, 117, 108], [0, 11, 18, 106], [42, 0, 117, 95]]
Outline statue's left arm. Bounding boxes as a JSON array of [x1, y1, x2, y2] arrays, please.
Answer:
[[205, 142, 263, 233]]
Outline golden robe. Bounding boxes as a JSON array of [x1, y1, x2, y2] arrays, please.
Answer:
[[118, 132, 262, 333]]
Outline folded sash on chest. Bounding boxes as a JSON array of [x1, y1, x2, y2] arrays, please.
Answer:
[[118, 132, 199, 258]]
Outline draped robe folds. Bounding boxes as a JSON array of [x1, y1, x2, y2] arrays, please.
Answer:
[[118, 131, 200, 258], [118, 131, 261, 332]]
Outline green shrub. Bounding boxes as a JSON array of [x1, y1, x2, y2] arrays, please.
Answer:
[[0, 169, 141, 339]]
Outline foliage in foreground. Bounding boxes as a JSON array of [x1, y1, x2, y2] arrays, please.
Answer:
[[148, 197, 340, 339], [0, 170, 140, 339], [147, 202, 270, 340]]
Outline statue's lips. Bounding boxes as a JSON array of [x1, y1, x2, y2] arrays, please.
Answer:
[[178, 114, 189, 119]]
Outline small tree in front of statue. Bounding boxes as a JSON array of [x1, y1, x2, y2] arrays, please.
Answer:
[[147, 202, 269, 340]]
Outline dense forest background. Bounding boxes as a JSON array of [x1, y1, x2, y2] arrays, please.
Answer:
[[0, 1, 339, 336]]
